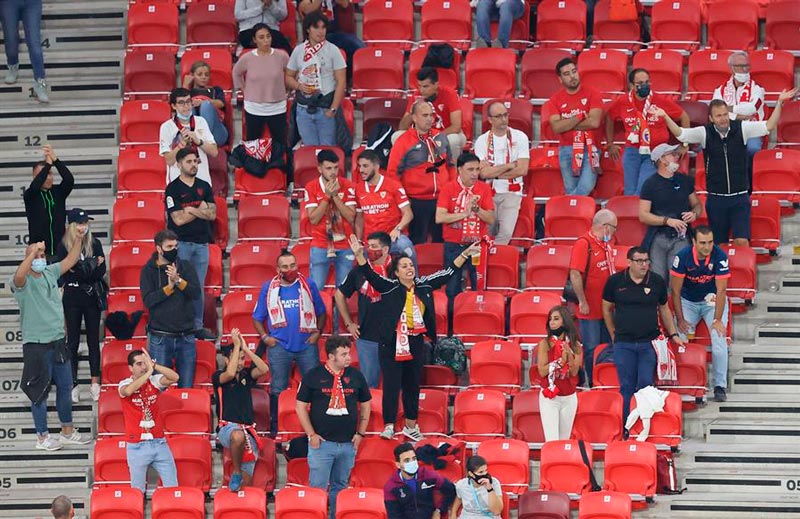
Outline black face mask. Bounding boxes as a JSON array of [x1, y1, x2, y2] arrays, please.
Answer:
[[548, 326, 565, 337], [471, 473, 491, 483], [161, 248, 178, 263]]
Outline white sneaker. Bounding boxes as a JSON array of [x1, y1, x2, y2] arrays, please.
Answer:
[[4, 64, 19, 85], [32, 78, 49, 103], [71, 386, 80, 404], [379, 424, 395, 440], [36, 435, 63, 451], [59, 430, 92, 445], [402, 425, 424, 442], [90, 383, 101, 402]]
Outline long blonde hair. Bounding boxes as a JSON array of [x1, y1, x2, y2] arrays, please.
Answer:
[[62, 222, 94, 258]]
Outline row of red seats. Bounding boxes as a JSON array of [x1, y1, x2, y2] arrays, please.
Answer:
[[92, 486, 267, 519]]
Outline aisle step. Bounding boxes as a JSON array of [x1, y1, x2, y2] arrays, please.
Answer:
[[684, 470, 800, 495], [756, 324, 800, 346], [731, 369, 800, 393], [706, 419, 800, 444]]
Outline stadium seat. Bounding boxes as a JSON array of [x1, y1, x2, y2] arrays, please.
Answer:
[[91, 487, 144, 519], [166, 436, 212, 491], [750, 196, 782, 255], [186, 1, 237, 48], [127, 3, 179, 48], [120, 100, 171, 145], [361, 0, 414, 49], [233, 167, 287, 199], [576, 49, 628, 97], [278, 388, 306, 441], [351, 47, 406, 98], [415, 437, 466, 480], [213, 487, 267, 519], [159, 388, 211, 434], [578, 490, 632, 518], [627, 391, 683, 448], [365, 388, 402, 433], [452, 389, 507, 442], [591, 0, 641, 51], [361, 97, 408, 138], [527, 146, 564, 197], [544, 195, 595, 244], [525, 244, 572, 291], [536, 0, 587, 51], [94, 437, 131, 484], [279, 0, 297, 47], [335, 488, 387, 519], [452, 291, 506, 342], [720, 244, 757, 304], [602, 440, 657, 498], [237, 195, 290, 242], [459, 97, 475, 140], [752, 148, 800, 208], [521, 48, 573, 101], [592, 148, 624, 200], [509, 291, 563, 344], [152, 487, 205, 519], [221, 289, 260, 338], [109, 243, 155, 289], [112, 197, 166, 243], [687, 50, 733, 101], [592, 343, 620, 389], [286, 457, 310, 486], [350, 437, 401, 489], [751, 50, 795, 102], [511, 388, 545, 443], [414, 388, 450, 435], [180, 49, 233, 90], [464, 48, 517, 99], [765, 0, 800, 51], [222, 437, 277, 492], [650, 0, 701, 50], [518, 490, 571, 519], [631, 49, 684, 98], [678, 100, 710, 128], [477, 439, 530, 494], [469, 340, 522, 394], [707, 0, 759, 50], [605, 196, 646, 246], [572, 391, 623, 444], [123, 50, 176, 99], [539, 439, 594, 494], [275, 486, 327, 519], [420, 0, 472, 50], [510, 196, 537, 248], [777, 100, 800, 148], [117, 146, 166, 194], [105, 292, 148, 339], [408, 46, 461, 92], [98, 387, 125, 434], [192, 340, 217, 388], [485, 244, 521, 295], [294, 146, 346, 189], [415, 243, 445, 277], [672, 342, 708, 401], [229, 241, 284, 289], [480, 98, 533, 136]]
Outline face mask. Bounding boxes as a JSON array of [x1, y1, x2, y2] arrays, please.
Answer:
[[367, 249, 383, 262], [31, 258, 47, 273], [734, 72, 750, 83], [176, 112, 192, 122], [402, 460, 419, 475], [281, 268, 299, 283], [635, 84, 651, 98], [471, 473, 491, 483], [603, 230, 612, 243], [161, 248, 178, 263], [548, 326, 565, 337], [666, 162, 680, 174]]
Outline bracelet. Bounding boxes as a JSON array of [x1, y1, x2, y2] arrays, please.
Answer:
[[460, 253, 469, 259], [663, 216, 669, 225], [486, 487, 494, 493], [355, 431, 365, 437], [669, 333, 679, 338]]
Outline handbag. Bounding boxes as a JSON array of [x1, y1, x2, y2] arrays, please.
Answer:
[[562, 237, 591, 304], [657, 453, 685, 494]]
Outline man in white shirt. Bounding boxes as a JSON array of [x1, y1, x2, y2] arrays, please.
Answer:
[[159, 87, 218, 187], [474, 101, 530, 245]]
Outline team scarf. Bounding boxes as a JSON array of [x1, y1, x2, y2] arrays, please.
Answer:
[[571, 129, 600, 176], [266, 273, 317, 333], [486, 130, 523, 193], [587, 230, 617, 276], [454, 177, 483, 244], [360, 258, 389, 303], [218, 421, 263, 463], [133, 380, 159, 440], [396, 287, 426, 361], [627, 90, 653, 155], [324, 363, 348, 415], [722, 76, 760, 121], [325, 185, 347, 258], [541, 337, 572, 399], [171, 114, 197, 154], [303, 39, 326, 62]]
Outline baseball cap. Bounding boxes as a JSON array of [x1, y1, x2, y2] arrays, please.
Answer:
[[67, 208, 94, 224], [650, 143, 680, 162]]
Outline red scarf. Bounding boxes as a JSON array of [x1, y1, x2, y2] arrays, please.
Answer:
[[171, 114, 197, 154], [303, 40, 326, 62], [486, 130, 522, 193], [571, 128, 600, 176], [722, 76, 760, 121], [218, 421, 263, 462], [453, 177, 483, 244], [628, 90, 653, 155], [324, 363, 348, 415], [587, 231, 617, 276], [541, 337, 572, 399], [396, 287, 425, 361], [360, 259, 389, 302]]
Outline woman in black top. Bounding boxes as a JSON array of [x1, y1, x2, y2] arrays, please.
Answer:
[[57, 209, 106, 403], [348, 234, 480, 442]]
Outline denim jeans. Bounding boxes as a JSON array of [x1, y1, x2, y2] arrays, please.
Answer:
[[679, 297, 729, 388], [622, 146, 657, 195], [198, 100, 229, 146], [390, 234, 417, 269], [444, 241, 476, 334], [0, 0, 45, 80], [475, 0, 526, 48], [29, 344, 73, 435], [217, 422, 257, 475], [296, 104, 337, 146], [356, 338, 380, 388], [614, 341, 657, 424], [126, 438, 178, 493], [559, 146, 598, 196], [148, 333, 197, 388], [267, 343, 320, 433], [309, 247, 354, 289], [579, 318, 611, 387], [177, 241, 209, 331], [308, 440, 356, 519]]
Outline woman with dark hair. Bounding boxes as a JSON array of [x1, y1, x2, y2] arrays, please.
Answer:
[[536, 305, 583, 442], [451, 455, 503, 519], [348, 234, 480, 443]]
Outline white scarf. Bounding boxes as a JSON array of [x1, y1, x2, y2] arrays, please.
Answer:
[[266, 274, 317, 333]]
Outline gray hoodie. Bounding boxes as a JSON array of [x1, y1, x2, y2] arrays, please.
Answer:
[[235, 0, 288, 32]]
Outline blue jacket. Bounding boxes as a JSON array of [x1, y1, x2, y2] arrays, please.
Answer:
[[384, 466, 456, 519]]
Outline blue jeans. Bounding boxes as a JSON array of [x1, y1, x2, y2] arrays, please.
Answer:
[[613, 341, 656, 424], [476, 0, 525, 48], [356, 338, 380, 388], [148, 333, 197, 388], [579, 318, 611, 387], [308, 440, 356, 519], [177, 241, 209, 331], [679, 297, 729, 388], [296, 104, 337, 146], [217, 422, 257, 475], [0, 0, 45, 80], [622, 146, 657, 195], [126, 438, 178, 493], [198, 100, 229, 146], [267, 343, 320, 395], [310, 247, 354, 289], [326, 31, 365, 64], [29, 343, 73, 435], [390, 234, 417, 269], [559, 146, 598, 196]]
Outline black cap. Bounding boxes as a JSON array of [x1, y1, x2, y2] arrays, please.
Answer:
[[67, 208, 94, 224]]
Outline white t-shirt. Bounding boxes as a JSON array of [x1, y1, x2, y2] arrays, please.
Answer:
[[454, 477, 503, 519], [159, 116, 215, 186], [473, 128, 531, 196], [287, 41, 347, 96]]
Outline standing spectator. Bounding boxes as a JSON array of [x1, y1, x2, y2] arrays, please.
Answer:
[[451, 456, 503, 519], [602, 247, 683, 423], [159, 87, 218, 187], [654, 88, 797, 246], [396, 68, 466, 161], [285, 11, 347, 146], [544, 58, 604, 196], [536, 306, 583, 441], [297, 0, 365, 64], [235, 0, 292, 53], [349, 235, 481, 442], [568, 208, 617, 387], [165, 148, 217, 340], [304, 149, 356, 289], [436, 153, 495, 333], [1, 0, 48, 102], [183, 61, 229, 147], [335, 231, 392, 388], [50, 496, 73, 519], [475, 0, 525, 49], [354, 149, 416, 262], [214, 329, 270, 491], [252, 249, 326, 435], [296, 335, 371, 519], [387, 101, 455, 245], [638, 143, 702, 281], [139, 230, 202, 388], [474, 101, 530, 245], [384, 442, 456, 519], [24, 145, 74, 260], [57, 209, 106, 403], [606, 68, 690, 195], [12, 239, 89, 451], [671, 226, 730, 402], [118, 349, 180, 493]]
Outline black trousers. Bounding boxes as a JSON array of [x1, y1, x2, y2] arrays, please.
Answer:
[[244, 110, 292, 183], [238, 28, 292, 55], [380, 335, 425, 424], [408, 198, 443, 245], [64, 300, 101, 383]]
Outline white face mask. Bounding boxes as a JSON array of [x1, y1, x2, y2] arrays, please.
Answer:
[[666, 162, 680, 174], [734, 72, 750, 83]]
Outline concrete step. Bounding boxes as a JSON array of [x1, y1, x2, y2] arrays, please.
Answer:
[[0, 466, 89, 491], [731, 348, 800, 371], [683, 469, 800, 496], [0, 78, 121, 104], [0, 147, 117, 177], [665, 493, 800, 518], [756, 324, 800, 346], [0, 444, 92, 468], [0, 122, 118, 151], [0, 98, 120, 128], [0, 27, 126, 54], [0, 172, 113, 205], [0, 394, 94, 422], [687, 442, 800, 471], [717, 399, 800, 420], [41, 1, 126, 30], [0, 50, 124, 82], [731, 369, 800, 393], [0, 488, 89, 519], [706, 419, 800, 444]]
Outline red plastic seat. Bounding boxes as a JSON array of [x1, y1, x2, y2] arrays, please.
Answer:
[[127, 3, 179, 48], [221, 289, 260, 339], [544, 195, 595, 244], [510, 196, 537, 249], [464, 48, 517, 99], [123, 49, 177, 99], [452, 291, 506, 342], [591, 0, 641, 51], [627, 391, 683, 448], [360, 0, 414, 49], [97, 387, 125, 434], [112, 197, 166, 243], [159, 388, 212, 434], [351, 47, 406, 98], [576, 49, 628, 97], [452, 389, 507, 442], [94, 437, 131, 484], [152, 487, 205, 519], [278, 388, 306, 441], [777, 100, 800, 147], [420, 0, 472, 50], [527, 145, 563, 196], [335, 488, 387, 519], [117, 146, 166, 195], [707, 0, 759, 50], [678, 100, 709, 128], [109, 243, 155, 289], [592, 343, 620, 389], [605, 195, 646, 246], [509, 291, 563, 344], [469, 340, 522, 395], [186, 2, 237, 48], [229, 241, 284, 289], [578, 490, 632, 519], [286, 457, 310, 486], [213, 487, 267, 519], [766, 0, 800, 51], [275, 486, 328, 519], [631, 49, 684, 98], [166, 436, 212, 491], [415, 437, 466, 480], [91, 487, 144, 519], [349, 437, 401, 489], [279, 0, 297, 47], [361, 97, 408, 138], [536, 0, 587, 51], [485, 244, 521, 295], [477, 439, 530, 494], [672, 342, 708, 400], [687, 50, 733, 101], [105, 292, 148, 339], [233, 167, 286, 199], [719, 244, 756, 304], [592, 147, 624, 200], [521, 48, 573, 101], [572, 391, 623, 444], [539, 439, 594, 494], [512, 388, 545, 443], [237, 195, 290, 242], [222, 437, 277, 492], [750, 196, 782, 255], [650, 0, 701, 50], [518, 490, 571, 519], [120, 100, 171, 145], [408, 46, 461, 92], [480, 98, 533, 137], [602, 440, 657, 498], [415, 388, 449, 435], [751, 50, 795, 102], [293, 146, 346, 190], [753, 148, 800, 208], [415, 243, 445, 277], [180, 49, 233, 90]]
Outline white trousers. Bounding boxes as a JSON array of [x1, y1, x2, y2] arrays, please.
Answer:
[[539, 390, 578, 442]]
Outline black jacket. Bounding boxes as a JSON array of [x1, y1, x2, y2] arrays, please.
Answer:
[[23, 160, 74, 256], [139, 253, 201, 334], [56, 238, 107, 306], [383, 466, 456, 519]]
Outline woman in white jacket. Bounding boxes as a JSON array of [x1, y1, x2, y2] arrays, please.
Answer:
[[235, 0, 292, 53]]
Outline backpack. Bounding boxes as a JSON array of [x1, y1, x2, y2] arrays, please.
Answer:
[[365, 122, 394, 170], [433, 336, 467, 376], [421, 43, 455, 70], [657, 453, 685, 495]]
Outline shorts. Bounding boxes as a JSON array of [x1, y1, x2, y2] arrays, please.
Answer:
[[217, 422, 257, 475]]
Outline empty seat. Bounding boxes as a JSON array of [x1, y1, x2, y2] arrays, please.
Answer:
[[349, 437, 401, 489], [452, 389, 507, 442], [577, 490, 632, 519], [631, 49, 684, 98], [278, 388, 306, 441], [752, 148, 800, 206], [605, 196, 646, 246], [420, 0, 472, 50], [592, 343, 620, 389], [237, 195, 290, 241], [707, 0, 759, 50], [751, 50, 795, 101], [123, 49, 177, 99], [335, 488, 387, 519], [576, 49, 628, 96], [521, 48, 573, 101], [572, 391, 623, 444], [415, 243, 445, 277], [159, 388, 212, 434], [719, 244, 757, 303], [485, 243, 522, 295], [464, 48, 517, 99], [603, 440, 657, 498], [351, 47, 406, 98], [518, 490, 571, 519], [152, 487, 205, 519], [186, 1, 237, 48], [275, 486, 328, 519], [477, 438, 530, 494], [97, 387, 125, 434], [112, 197, 166, 243], [120, 100, 171, 145], [544, 195, 595, 243], [510, 196, 537, 248], [229, 241, 285, 289], [765, 0, 800, 51], [526, 245, 573, 291], [91, 487, 144, 519], [527, 145, 564, 196], [591, 0, 641, 51], [452, 291, 506, 342], [539, 439, 594, 495], [361, 97, 408, 138], [592, 147, 624, 200], [110, 243, 155, 289], [687, 50, 733, 101], [650, 0, 701, 50], [672, 342, 708, 401], [117, 146, 166, 194], [536, 0, 587, 51], [509, 291, 563, 344], [94, 437, 131, 484], [221, 289, 260, 338], [469, 340, 522, 394], [360, 0, 414, 49], [127, 3, 179, 48], [233, 167, 287, 199], [414, 388, 450, 435], [213, 487, 267, 519], [777, 100, 800, 147], [180, 49, 233, 90], [511, 389, 545, 443], [750, 196, 782, 254], [166, 435, 213, 491]]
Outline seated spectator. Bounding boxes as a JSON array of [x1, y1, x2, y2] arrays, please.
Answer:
[[451, 455, 503, 519], [396, 68, 466, 161], [50, 496, 73, 519], [24, 145, 73, 261], [474, 0, 525, 49], [235, 0, 292, 54], [183, 61, 229, 147], [297, 0, 365, 64], [160, 88, 218, 187], [384, 442, 456, 519], [536, 306, 582, 442], [285, 11, 347, 146], [214, 328, 270, 491]]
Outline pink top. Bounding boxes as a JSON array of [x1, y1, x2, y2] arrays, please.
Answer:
[[232, 49, 290, 104]]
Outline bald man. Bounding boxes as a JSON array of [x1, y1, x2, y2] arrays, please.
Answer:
[[50, 496, 74, 519]]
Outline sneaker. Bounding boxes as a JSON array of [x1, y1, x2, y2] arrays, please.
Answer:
[[229, 472, 243, 492], [71, 386, 80, 404], [713, 386, 727, 402], [59, 430, 92, 445], [402, 425, 424, 442], [379, 424, 395, 440], [195, 328, 217, 341], [36, 435, 63, 451], [33, 79, 49, 103], [90, 383, 101, 402], [4, 64, 19, 85]]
